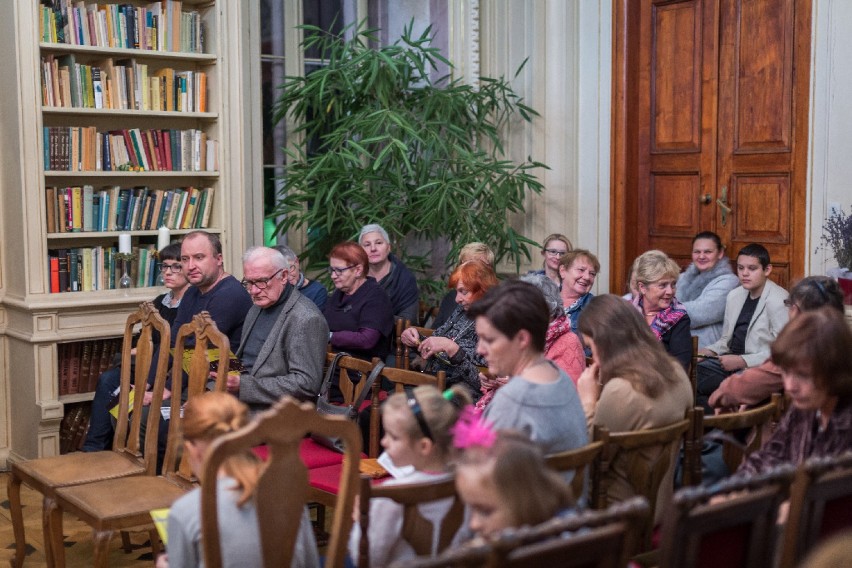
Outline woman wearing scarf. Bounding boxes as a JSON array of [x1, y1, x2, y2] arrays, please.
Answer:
[[631, 250, 692, 371]]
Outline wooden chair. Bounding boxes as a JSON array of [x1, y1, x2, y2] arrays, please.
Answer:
[[419, 301, 440, 328], [689, 335, 699, 401], [491, 496, 650, 568], [46, 312, 230, 568], [545, 428, 608, 502], [357, 473, 464, 567], [657, 464, 796, 568], [779, 452, 852, 568], [201, 396, 362, 568], [8, 301, 170, 568], [591, 410, 693, 550], [395, 496, 650, 568], [688, 393, 784, 485]]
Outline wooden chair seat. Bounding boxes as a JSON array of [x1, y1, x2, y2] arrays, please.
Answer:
[[46, 312, 230, 568], [780, 452, 852, 568], [8, 301, 170, 568], [657, 464, 796, 568], [357, 473, 464, 567], [200, 397, 363, 568]]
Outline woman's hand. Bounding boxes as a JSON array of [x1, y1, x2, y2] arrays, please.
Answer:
[[419, 336, 459, 359], [479, 373, 508, 391], [400, 327, 421, 347], [576, 362, 602, 406], [155, 553, 169, 568]]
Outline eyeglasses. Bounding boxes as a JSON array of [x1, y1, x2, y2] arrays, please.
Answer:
[[240, 268, 284, 290], [543, 248, 568, 257], [161, 263, 182, 273], [327, 264, 357, 276], [783, 298, 800, 310]]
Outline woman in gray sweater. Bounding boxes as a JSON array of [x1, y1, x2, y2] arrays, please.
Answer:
[[676, 231, 739, 348]]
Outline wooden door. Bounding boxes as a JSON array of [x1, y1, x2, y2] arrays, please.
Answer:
[[611, 0, 811, 292]]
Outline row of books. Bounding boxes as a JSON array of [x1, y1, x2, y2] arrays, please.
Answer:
[[42, 54, 207, 112], [58, 338, 122, 396], [59, 403, 93, 454], [43, 126, 218, 172], [48, 244, 164, 293], [46, 185, 214, 233], [40, 1, 205, 54]]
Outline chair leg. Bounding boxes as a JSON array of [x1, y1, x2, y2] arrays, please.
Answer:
[[45, 497, 66, 568], [120, 530, 133, 552], [7, 472, 26, 568], [149, 529, 162, 556], [92, 530, 114, 568]]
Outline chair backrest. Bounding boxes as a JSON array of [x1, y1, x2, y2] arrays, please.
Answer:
[[492, 496, 650, 568], [419, 301, 440, 328], [688, 335, 699, 401], [325, 351, 378, 406], [113, 301, 171, 475], [545, 428, 608, 501], [401, 323, 434, 371], [592, 411, 693, 548], [201, 397, 362, 568], [700, 393, 783, 477], [161, 311, 230, 485], [358, 473, 464, 567], [658, 464, 796, 568], [779, 452, 852, 568]]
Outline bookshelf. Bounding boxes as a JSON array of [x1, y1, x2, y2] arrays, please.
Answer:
[[0, 1, 254, 463]]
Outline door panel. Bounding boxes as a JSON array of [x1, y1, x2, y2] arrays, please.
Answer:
[[611, 0, 810, 293]]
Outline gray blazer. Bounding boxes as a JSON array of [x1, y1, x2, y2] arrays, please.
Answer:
[[236, 289, 329, 411], [704, 279, 789, 368]]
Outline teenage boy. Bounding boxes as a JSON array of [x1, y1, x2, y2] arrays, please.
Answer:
[[695, 243, 789, 413]]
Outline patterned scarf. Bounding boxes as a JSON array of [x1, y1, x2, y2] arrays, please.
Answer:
[[545, 314, 573, 353], [631, 295, 688, 341]]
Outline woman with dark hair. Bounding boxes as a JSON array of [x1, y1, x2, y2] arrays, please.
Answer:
[[399, 261, 498, 398], [359, 223, 419, 324], [676, 231, 739, 348], [576, 294, 692, 516], [735, 307, 852, 477], [324, 241, 394, 362], [467, 280, 587, 456], [558, 249, 600, 331], [631, 250, 692, 370], [710, 276, 845, 411]]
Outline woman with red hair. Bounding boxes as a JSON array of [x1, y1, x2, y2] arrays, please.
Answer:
[[400, 261, 498, 399], [324, 241, 394, 362]]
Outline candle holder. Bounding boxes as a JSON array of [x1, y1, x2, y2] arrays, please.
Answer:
[[116, 252, 136, 291]]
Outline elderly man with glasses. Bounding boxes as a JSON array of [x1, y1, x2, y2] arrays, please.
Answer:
[[232, 246, 329, 412]]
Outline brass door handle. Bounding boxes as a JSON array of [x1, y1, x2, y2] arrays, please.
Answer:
[[716, 186, 732, 226]]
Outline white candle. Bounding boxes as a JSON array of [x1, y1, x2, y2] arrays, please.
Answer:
[[157, 226, 170, 252], [118, 233, 132, 254]]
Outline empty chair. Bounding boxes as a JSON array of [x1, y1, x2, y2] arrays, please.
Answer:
[[780, 452, 852, 568], [545, 429, 607, 501], [8, 301, 170, 568], [657, 464, 795, 568]]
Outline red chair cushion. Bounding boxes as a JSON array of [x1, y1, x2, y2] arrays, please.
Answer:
[[252, 439, 346, 469]]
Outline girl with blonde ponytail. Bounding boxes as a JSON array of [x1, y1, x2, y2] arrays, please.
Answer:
[[158, 392, 319, 568]]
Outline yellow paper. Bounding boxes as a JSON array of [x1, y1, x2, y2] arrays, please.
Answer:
[[150, 508, 170, 546], [109, 389, 134, 419]]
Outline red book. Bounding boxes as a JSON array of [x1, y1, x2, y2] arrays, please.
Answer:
[[49, 255, 60, 293]]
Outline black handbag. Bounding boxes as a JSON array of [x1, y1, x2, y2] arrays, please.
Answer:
[[312, 352, 385, 452]]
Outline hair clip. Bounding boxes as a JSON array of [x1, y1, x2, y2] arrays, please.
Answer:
[[451, 406, 496, 449]]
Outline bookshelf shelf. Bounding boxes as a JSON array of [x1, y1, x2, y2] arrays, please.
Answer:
[[42, 107, 218, 120], [45, 171, 219, 178], [59, 392, 96, 404], [40, 42, 217, 63], [47, 228, 221, 240]]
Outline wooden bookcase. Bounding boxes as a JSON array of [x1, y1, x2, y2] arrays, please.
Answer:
[[0, 1, 255, 463]]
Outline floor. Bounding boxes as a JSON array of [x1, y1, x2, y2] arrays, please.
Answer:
[[0, 472, 166, 567]]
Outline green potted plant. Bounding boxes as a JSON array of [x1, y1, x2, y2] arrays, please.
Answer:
[[820, 206, 852, 303], [270, 22, 547, 300]]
